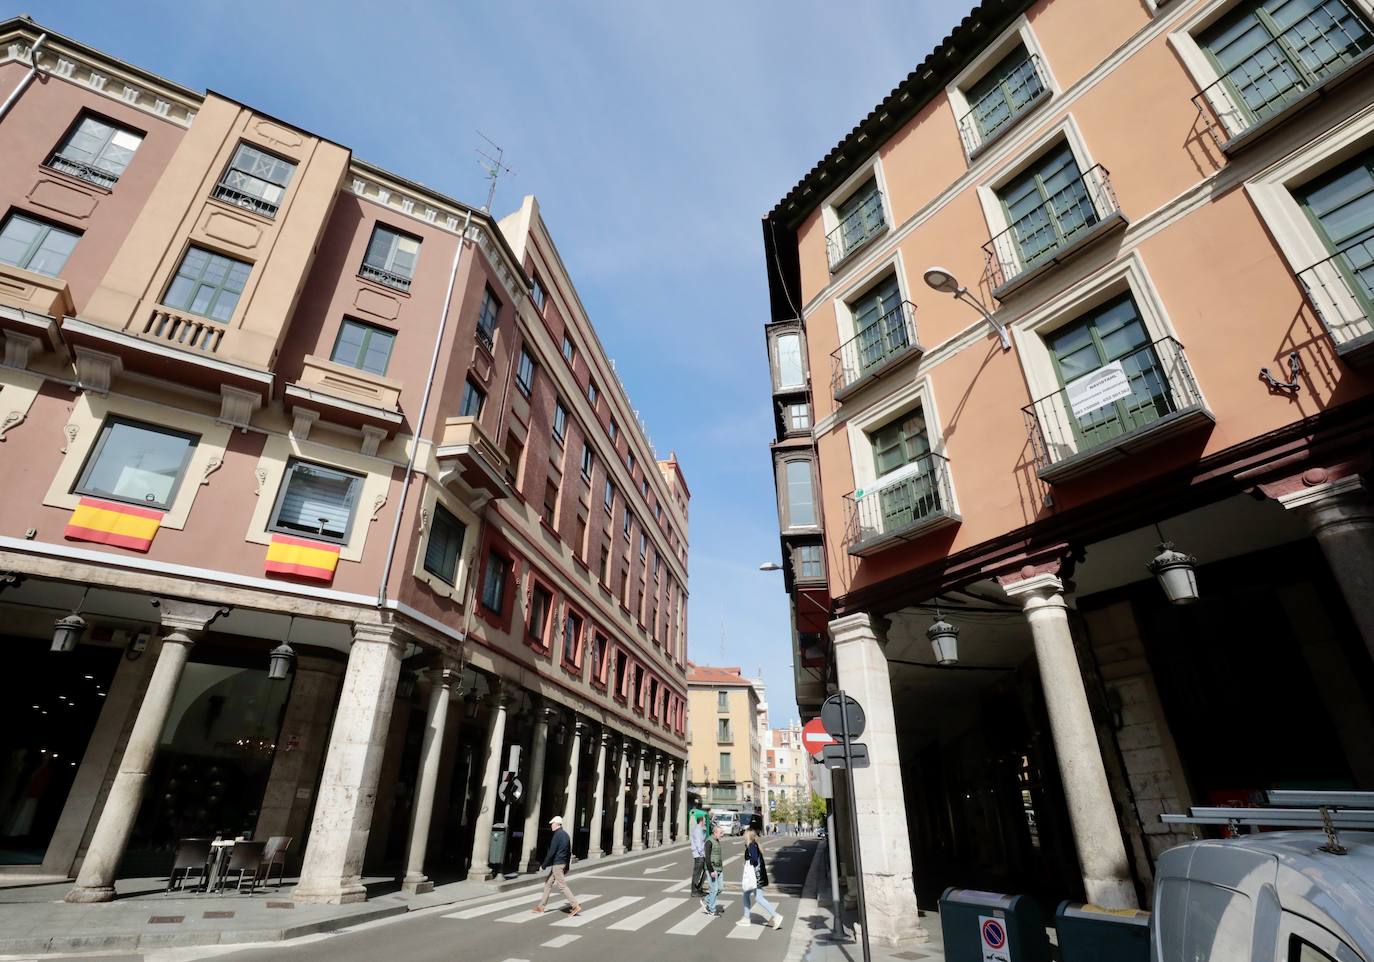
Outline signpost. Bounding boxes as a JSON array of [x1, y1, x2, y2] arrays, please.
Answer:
[[822, 691, 872, 962]]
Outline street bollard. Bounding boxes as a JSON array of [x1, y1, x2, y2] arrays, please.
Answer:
[[939, 888, 1051, 962], [1054, 901, 1150, 962]]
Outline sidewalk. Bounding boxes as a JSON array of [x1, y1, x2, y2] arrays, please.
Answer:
[[0, 842, 688, 956]]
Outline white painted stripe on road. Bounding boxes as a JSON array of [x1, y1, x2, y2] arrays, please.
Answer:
[[643, 865, 669, 873], [666, 901, 733, 936], [550, 894, 642, 928], [662, 877, 692, 892], [541, 934, 581, 948], [497, 893, 601, 924], [728, 919, 768, 940], [446, 892, 555, 919], [607, 897, 688, 931]]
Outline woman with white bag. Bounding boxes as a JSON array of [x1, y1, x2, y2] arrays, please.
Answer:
[[737, 828, 784, 929]]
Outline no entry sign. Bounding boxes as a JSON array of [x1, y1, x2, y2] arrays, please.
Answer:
[[802, 717, 837, 758]]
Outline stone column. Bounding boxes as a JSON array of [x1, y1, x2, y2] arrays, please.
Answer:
[[630, 747, 647, 851], [465, 686, 512, 881], [829, 613, 926, 945], [402, 665, 458, 894], [1001, 572, 1137, 909], [563, 718, 586, 832], [65, 601, 226, 903], [675, 759, 687, 842], [293, 622, 406, 903], [646, 753, 662, 847], [521, 704, 556, 872], [586, 728, 610, 858], [1274, 474, 1374, 660], [609, 741, 629, 856]]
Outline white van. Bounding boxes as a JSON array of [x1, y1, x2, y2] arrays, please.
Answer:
[[710, 810, 742, 836]]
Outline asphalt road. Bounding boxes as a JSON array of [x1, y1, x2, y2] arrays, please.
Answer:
[[166, 836, 818, 962]]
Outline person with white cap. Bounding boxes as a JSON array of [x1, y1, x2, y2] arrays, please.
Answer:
[[532, 814, 581, 916]]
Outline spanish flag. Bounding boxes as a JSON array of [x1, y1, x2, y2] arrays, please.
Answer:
[[264, 533, 340, 582], [65, 497, 163, 552]]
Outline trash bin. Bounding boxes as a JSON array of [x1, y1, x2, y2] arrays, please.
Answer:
[[939, 888, 1051, 962], [1054, 901, 1150, 962], [489, 823, 509, 865]]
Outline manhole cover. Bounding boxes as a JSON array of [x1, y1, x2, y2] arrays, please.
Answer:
[[266, 901, 295, 909], [148, 916, 184, 924], [202, 911, 235, 919]]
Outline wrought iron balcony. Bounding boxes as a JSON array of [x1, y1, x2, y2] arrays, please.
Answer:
[[826, 189, 887, 271], [983, 165, 1124, 299], [359, 263, 413, 292], [830, 300, 922, 400], [1192, 4, 1374, 152], [1297, 240, 1374, 366], [957, 54, 1051, 158], [211, 183, 280, 218], [843, 453, 959, 557], [46, 155, 120, 189], [1023, 336, 1212, 483]]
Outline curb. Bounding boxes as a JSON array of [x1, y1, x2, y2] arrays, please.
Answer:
[[783, 838, 828, 962]]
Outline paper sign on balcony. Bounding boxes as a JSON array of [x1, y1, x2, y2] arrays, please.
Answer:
[[1066, 361, 1131, 419]]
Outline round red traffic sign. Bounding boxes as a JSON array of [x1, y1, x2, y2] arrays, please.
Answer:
[[802, 717, 837, 758]]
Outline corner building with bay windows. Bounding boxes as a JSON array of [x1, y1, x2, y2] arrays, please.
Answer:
[[0, 18, 689, 903], [763, 0, 1374, 947]]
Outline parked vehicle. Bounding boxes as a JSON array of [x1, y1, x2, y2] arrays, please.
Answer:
[[710, 810, 742, 836]]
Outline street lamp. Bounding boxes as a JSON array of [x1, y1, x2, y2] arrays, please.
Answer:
[[927, 615, 960, 666], [758, 562, 782, 572], [1148, 539, 1200, 605], [52, 586, 91, 653], [268, 616, 297, 681], [923, 266, 1011, 351]]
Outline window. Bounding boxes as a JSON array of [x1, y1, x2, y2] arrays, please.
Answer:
[[717, 691, 729, 712], [620, 568, 630, 606], [476, 286, 500, 349], [552, 400, 568, 444], [543, 477, 560, 526], [1292, 937, 1339, 961], [213, 143, 295, 218], [774, 332, 804, 388], [599, 544, 611, 583], [609, 419, 619, 442], [784, 459, 817, 527], [719, 752, 733, 781], [587, 380, 598, 406], [654, 502, 662, 520], [653, 550, 662, 580], [504, 431, 525, 485], [164, 246, 251, 322], [481, 551, 509, 612], [623, 511, 633, 539], [456, 377, 484, 418], [580, 442, 594, 478], [514, 346, 536, 397], [1298, 149, 1374, 313], [591, 633, 608, 682], [998, 143, 1096, 270], [786, 403, 812, 432], [562, 333, 576, 363], [627, 452, 636, 475], [850, 275, 912, 373], [794, 544, 824, 581], [636, 588, 644, 621], [872, 411, 931, 476], [49, 114, 142, 187], [718, 719, 732, 742], [423, 503, 466, 585], [0, 213, 79, 277], [75, 417, 198, 510], [641, 477, 649, 497], [269, 460, 364, 544], [604, 479, 616, 513], [638, 530, 648, 559], [575, 515, 588, 560], [331, 318, 395, 375], [615, 651, 629, 697], [529, 584, 553, 646], [832, 177, 885, 265], [531, 276, 547, 313], [360, 225, 420, 292], [563, 610, 584, 667], [963, 45, 1046, 149]]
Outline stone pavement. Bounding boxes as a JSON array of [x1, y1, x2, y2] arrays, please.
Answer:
[[0, 843, 688, 955]]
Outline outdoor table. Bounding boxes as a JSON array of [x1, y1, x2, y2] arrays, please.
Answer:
[[204, 839, 236, 893]]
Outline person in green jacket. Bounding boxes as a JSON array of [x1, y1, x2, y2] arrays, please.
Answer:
[[701, 822, 725, 916]]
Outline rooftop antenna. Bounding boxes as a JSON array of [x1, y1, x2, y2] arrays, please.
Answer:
[[719, 618, 725, 665], [475, 132, 514, 214]]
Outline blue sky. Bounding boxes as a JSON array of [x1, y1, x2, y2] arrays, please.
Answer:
[[27, 0, 972, 726]]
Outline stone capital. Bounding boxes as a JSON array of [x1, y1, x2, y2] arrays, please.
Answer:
[[429, 664, 461, 691], [1276, 474, 1370, 514], [155, 599, 229, 637], [351, 621, 406, 648], [572, 717, 590, 739], [600, 728, 616, 748], [998, 572, 1068, 611], [828, 612, 890, 649]]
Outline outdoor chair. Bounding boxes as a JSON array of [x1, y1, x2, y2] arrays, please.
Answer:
[[260, 835, 292, 888], [166, 837, 212, 893], [220, 840, 267, 895]]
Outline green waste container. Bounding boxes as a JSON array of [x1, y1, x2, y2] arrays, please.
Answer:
[[939, 888, 1051, 962], [1054, 901, 1150, 962], [489, 823, 509, 865]]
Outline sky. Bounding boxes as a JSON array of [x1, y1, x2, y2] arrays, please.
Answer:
[[25, 0, 972, 728]]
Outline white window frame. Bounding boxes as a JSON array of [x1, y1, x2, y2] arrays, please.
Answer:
[[831, 249, 913, 353], [412, 482, 479, 600], [819, 155, 896, 273], [844, 374, 957, 517], [945, 15, 1059, 160]]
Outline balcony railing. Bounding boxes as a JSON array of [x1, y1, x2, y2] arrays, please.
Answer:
[[957, 54, 1051, 158], [826, 189, 887, 271], [45, 155, 120, 189], [831, 300, 921, 399], [1192, 2, 1374, 151], [211, 183, 280, 218], [843, 453, 958, 556], [1023, 336, 1211, 482], [358, 263, 413, 292], [983, 165, 1123, 298], [141, 306, 224, 353], [1297, 240, 1374, 365]]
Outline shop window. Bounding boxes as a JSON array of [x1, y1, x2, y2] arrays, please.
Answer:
[[75, 417, 199, 510]]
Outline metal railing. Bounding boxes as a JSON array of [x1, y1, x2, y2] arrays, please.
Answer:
[[957, 53, 1050, 157], [1022, 336, 1204, 474], [1192, 1, 1374, 147], [1297, 239, 1374, 351], [983, 165, 1119, 292], [46, 155, 120, 189], [359, 262, 413, 292], [843, 453, 954, 552], [142, 306, 225, 353], [831, 299, 920, 396], [211, 182, 280, 218], [826, 188, 887, 271]]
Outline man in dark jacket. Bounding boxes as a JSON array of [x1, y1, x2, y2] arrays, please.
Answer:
[[532, 815, 581, 915]]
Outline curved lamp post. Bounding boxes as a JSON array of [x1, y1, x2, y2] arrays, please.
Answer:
[[923, 266, 1011, 351]]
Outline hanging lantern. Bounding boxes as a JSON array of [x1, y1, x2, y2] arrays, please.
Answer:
[[267, 641, 296, 680], [927, 616, 960, 666], [51, 613, 86, 653], [1148, 542, 1199, 605]]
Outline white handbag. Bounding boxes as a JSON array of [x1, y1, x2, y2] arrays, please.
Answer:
[[741, 860, 758, 892]]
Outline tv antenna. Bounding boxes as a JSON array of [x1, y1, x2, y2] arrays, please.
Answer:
[[475, 131, 514, 214]]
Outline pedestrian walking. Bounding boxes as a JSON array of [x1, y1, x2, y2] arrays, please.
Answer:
[[689, 813, 707, 895], [532, 815, 581, 916], [737, 828, 783, 929], [701, 823, 725, 916]]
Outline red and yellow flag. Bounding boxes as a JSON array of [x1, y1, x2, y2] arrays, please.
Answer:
[[264, 533, 340, 582], [64, 497, 163, 552]]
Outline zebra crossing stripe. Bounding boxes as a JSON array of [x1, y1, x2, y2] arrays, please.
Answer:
[[445, 892, 552, 919], [728, 919, 768, 940], [550, 895, 643, 928], [607, 897, 689, 931], [666, 901, 733, 936], [496, 894, 602, 924]]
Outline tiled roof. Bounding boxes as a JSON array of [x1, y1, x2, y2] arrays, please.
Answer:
[[687, 664, 751, 686]]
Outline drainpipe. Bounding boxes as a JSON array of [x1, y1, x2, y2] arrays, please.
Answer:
[[0, 32, 48, 123], [377, 209, 474, 608]]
